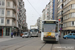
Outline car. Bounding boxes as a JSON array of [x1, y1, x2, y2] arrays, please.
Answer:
[[22, 32, 31, 38], [20, 33, 23, 37], [63, 33, 75, 39]]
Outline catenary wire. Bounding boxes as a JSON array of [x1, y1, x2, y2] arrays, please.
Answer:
[[27, 0, 41, 16]]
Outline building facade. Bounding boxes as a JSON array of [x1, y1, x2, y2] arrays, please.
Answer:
[[42, 0, 57, 20], [57, 0, 63, 38], [57, 0, 75, 37], [0, 0, 27, 36], [18, 0, 28, 33]]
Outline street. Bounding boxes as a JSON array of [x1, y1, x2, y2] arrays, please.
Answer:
[[0, 36, 75, 50]]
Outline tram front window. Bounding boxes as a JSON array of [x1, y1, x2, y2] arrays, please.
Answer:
[[43, 24, 58, 32], [30, 29, 38, 32]]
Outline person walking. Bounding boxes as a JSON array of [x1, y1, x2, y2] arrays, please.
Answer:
[[11, 32, 13, 38]]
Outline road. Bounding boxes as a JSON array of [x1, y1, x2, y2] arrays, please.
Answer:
[[0, 37, 75, 50]]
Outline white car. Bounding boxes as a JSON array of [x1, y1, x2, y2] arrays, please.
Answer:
[[22, 32, 31, 38]]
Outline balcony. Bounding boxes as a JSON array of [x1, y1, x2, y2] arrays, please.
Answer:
[[6, 5, 16, 12], [6, 14, 16, 20], [11, 0, 17, 5]]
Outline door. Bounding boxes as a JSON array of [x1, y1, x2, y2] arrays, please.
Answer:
[[6, 28, 10, 36]]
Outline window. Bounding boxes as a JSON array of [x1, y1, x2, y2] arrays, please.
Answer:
[[0, 1, 5, 6], [2, 1, 4, 6], [0, 1, 1, 5], [72, 21, 74, 26], [73, 34, 75, 36], [7, 11, 10, 15], [72, 13, 75, 17], [0, 17, 4, 24], [7, 19, 10, 24], [0, 8, 4, 16], [70, 34, 72, 35], [60, 0, 62, 2], [1, 18, 4, 23], [2, 9, 4, 15], [7, 2, 10, 7], [72, 4, 75, 9]]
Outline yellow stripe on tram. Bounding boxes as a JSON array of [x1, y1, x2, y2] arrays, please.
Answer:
[[47, 32, 51, 36]]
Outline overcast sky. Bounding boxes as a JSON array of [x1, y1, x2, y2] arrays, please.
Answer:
[[23, 0, 50, 29]]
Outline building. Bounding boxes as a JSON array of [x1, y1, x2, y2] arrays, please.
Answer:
[[42, 9, 45, 20], [42, 0, 57, 20], [0, 0, 27, 36], [63, 0, 75, 34], [57, 0, 63, 38], [45, 3, 50, 20], [18, 0, 28, 33], [37, 17, 42, 32], [57, 0, 75, 37]]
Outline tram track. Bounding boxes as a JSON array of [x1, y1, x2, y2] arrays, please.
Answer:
[[1, 37, 60, 50], [15, 38, 40, 50], [39, 41, 59, 50], [1, 38, 39, 50], [39, 43, 54, 50], [39, 42, 46, 50]]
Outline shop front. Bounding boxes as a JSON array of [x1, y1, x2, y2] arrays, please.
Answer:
[[0, 26, 19, 36]]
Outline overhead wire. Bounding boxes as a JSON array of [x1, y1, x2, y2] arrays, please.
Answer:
[[27, 0, 41, 16]]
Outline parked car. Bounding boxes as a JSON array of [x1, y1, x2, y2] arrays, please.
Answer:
[[63, 33, 75, 39], [20, 33, 23, 37], [22, 32, 31, 38]]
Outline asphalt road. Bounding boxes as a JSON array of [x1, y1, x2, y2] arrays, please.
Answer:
[[0, 36, 75, 50]]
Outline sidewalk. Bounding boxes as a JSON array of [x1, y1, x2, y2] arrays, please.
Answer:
[[0, 36, 16, 43], [0, 36, 11, 38], [0, 36, 20, 38]]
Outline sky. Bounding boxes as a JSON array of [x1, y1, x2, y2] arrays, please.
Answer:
[[23, 0, 50, 29]]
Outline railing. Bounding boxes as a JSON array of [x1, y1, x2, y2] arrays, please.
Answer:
[[7, 4, 16, 10]]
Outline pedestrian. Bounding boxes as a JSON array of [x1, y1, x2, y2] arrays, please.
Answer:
[[11, 32, 13, 38]]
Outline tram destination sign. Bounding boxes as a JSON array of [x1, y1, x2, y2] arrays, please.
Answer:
[[44, 21, 56, 24]]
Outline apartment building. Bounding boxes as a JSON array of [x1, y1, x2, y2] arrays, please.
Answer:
[[57, 0, 75, 37], [0, 0, 18, 36], [18, 0, 27, 33], [63, 0, 75, 34], [42, 0, 57, 20], [0, 0, 27, 36]]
